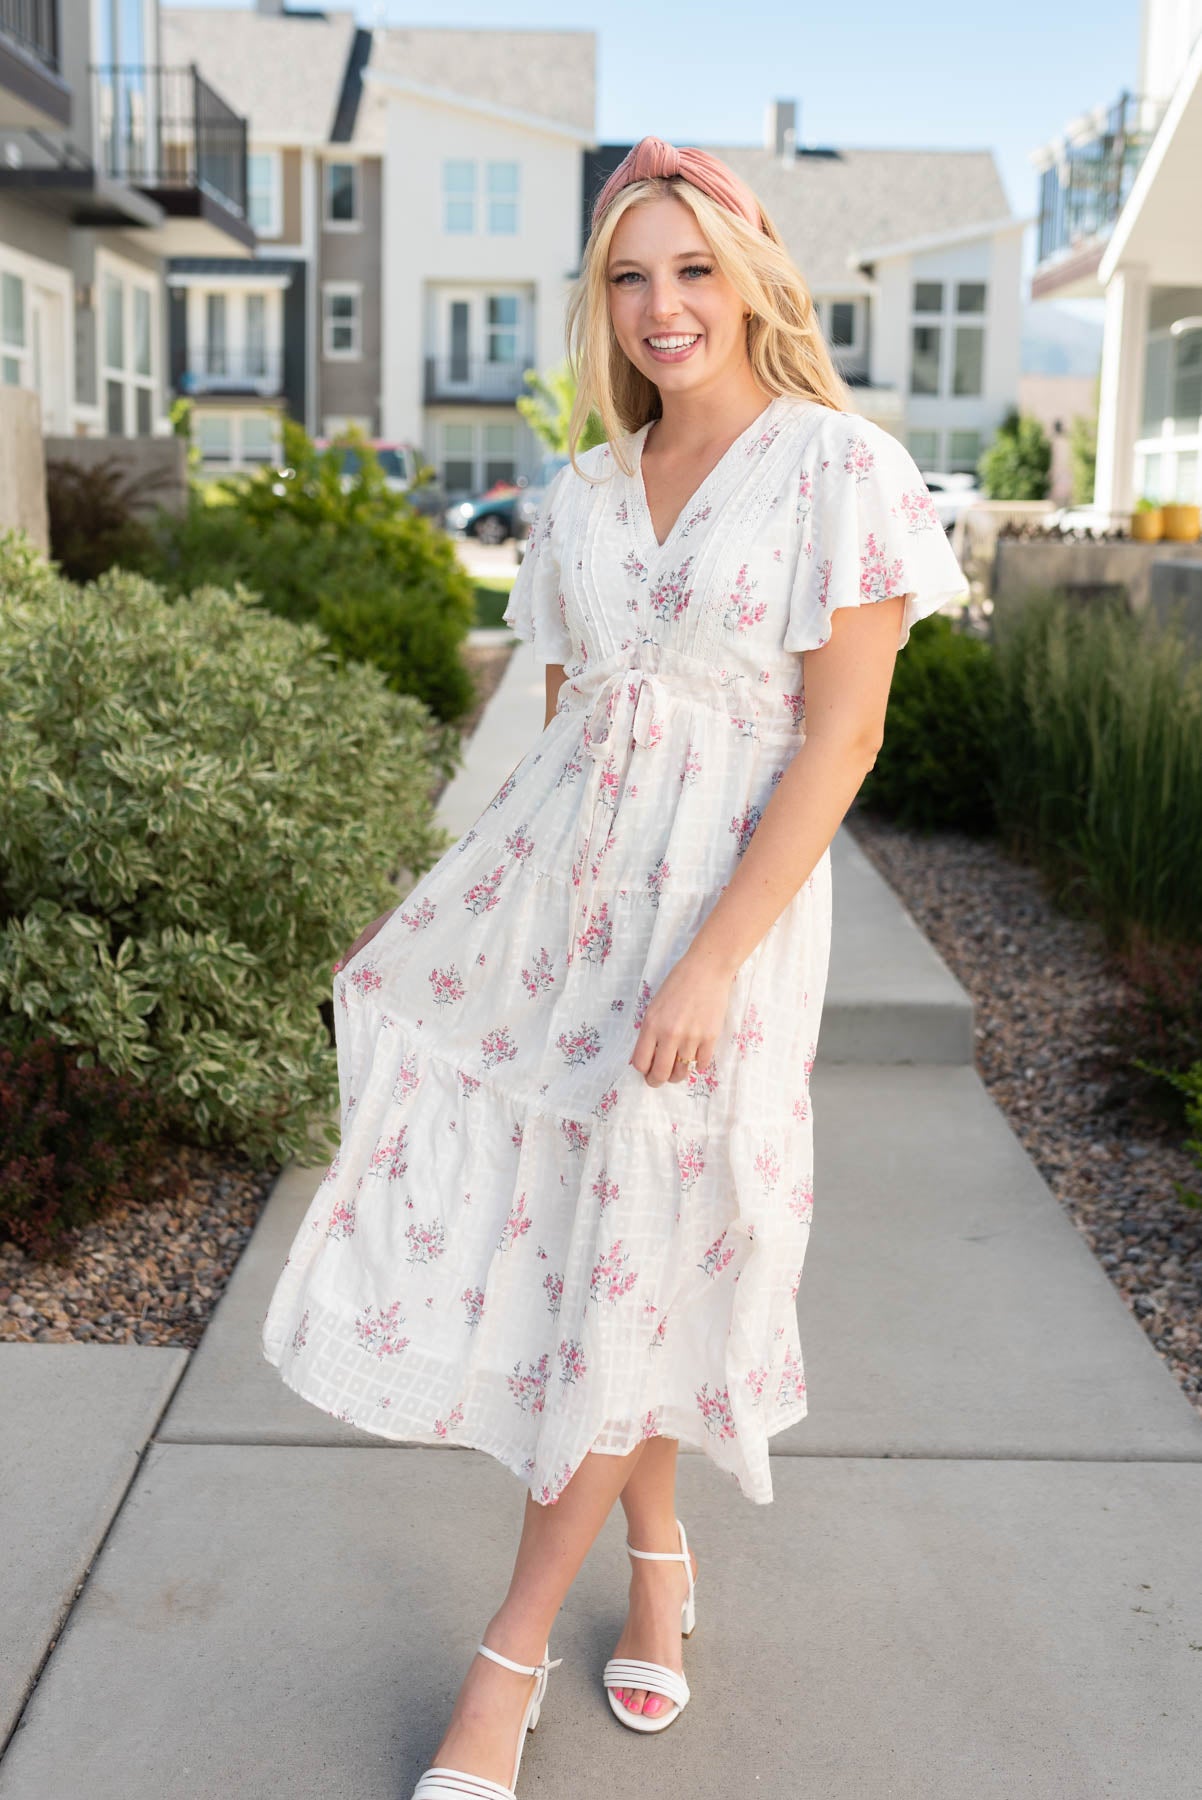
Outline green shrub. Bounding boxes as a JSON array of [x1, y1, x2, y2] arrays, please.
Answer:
[[0, 1029, 181, 1261], [0, 538, 459, 1164], [990, 587, 1202, 948], [140, 422, 477, 724], [859, 614, 1004, 832]]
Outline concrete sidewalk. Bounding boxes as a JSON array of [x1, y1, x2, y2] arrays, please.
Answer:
[[2, 637, 1200, 1799]]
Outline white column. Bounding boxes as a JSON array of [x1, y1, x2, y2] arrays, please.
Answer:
[[1094, 262, 1149, 521]]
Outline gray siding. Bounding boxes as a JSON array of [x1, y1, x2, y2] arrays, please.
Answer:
[[317, 156, 381, 432]]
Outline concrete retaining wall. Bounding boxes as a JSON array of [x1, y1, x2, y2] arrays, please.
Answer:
[[43, 434, 189, 518], [992, 535, 1202, 619], [0, 388, 48, 551]]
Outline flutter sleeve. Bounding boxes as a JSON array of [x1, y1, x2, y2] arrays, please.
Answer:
[[501, 464, 573, 665], [784, 419, 971, 655]]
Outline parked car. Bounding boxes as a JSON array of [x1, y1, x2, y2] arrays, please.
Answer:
[[512, 455, 571, 560], [314, 437, 447, 527], [918, 469, 982, 532], [444, 480, 530, 545]]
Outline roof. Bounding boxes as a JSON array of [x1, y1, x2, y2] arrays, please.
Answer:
[[583, 144, 1011, 292], [354, 27, 595, 149], [160, 7, 357, 146]]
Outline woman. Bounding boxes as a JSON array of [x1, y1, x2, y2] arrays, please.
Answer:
[[260, 137, 968, 1797]]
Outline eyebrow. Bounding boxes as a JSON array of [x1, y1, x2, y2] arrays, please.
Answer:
[[606, 250, 713, 271]]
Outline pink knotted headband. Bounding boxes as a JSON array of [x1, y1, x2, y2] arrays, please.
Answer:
[[590, 135, 765, 234]]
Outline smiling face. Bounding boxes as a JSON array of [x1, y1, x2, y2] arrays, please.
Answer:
[[605, 193, 750, 399]]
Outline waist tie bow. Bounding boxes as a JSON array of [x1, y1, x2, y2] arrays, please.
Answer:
[[566, 656, 671, 966]]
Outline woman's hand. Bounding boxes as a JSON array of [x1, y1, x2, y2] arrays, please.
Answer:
[[332, 907, 397, 976], [629, 945, 737, 1087]]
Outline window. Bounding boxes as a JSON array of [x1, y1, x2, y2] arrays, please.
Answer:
[[322, 283, 361, 359], [952, 326, 984, 397], [483, 420, 516, 487], [240, 414, 277, 463], [324, 161, 359, 227], [444, 160, 475, 232], [829, 301, 855, 348], [907, 429, 939, 468], [247, 150, 281, 237], [1138, 451, 1162, 504], [1173, 449, 1198, 503], [195, 414, 233, 464], [486, 294, 520, 364], [442, 160, 522, 233], [205, 292, 227, 375], [1, 270, 26, 387], [913, 281, 943, 313], [193, 411, 279, 469], [910, 324, 941, 396], [245, 293, 267, 378], [1173, 329, 1202, 427], [956, 282, 986, 314], [487, 161, 519, 233], [442, 421, 474, 492], [948, 430, 982, 472], [99, 261, 157, 435]]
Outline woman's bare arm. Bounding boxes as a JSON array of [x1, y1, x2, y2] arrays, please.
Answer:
[[684, 592, 909, 979], [544, 661, 567, 731]]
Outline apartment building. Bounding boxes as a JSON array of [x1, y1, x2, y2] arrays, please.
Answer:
[[1029, 0, 1202, 518], [0, 0, 251, 437], [160, 3, 369, 468], [586, 103, 1024, 477], [361, 27, 594, 495]]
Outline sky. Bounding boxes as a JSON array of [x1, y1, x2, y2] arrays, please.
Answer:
[[174, 0, 1144, 307]]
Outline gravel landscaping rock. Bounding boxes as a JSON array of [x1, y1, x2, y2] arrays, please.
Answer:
[[847, 805, 1202, 1416], [0, 1142, 279, 1346]]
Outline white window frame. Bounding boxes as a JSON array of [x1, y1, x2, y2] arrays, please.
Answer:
[[193, 408, 282, 471], [96, 248, 158, 437], [443, 158, 476, 233], [909, 275, 989, 400], [323, 160, 360, 232], [485, 160, 520, 234], [0, 244, 74, 430], [184, 283, 284, 392], [322, 281, 361, 361], [247, 147, 282, 239], [0, 266, 29, 391]]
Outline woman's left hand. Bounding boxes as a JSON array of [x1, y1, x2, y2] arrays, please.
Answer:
[[629, 947, 736, 1087]]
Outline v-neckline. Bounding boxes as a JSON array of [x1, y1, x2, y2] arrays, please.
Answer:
[[630, 393, 785, 557]]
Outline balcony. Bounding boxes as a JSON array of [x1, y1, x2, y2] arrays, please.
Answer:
[[1031, 90, 1165, 300], [424, 355, 531, 406], [0, 0, 71, 129], [171, 345, 285, 400], [91, 64, 254, 254]]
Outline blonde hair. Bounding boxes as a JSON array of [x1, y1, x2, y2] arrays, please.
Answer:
[[565, 175, 852, 479]]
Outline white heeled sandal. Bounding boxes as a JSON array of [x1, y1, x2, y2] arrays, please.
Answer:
[[603, 1517, 696, 1734], [411, 1641, 562, 1799]]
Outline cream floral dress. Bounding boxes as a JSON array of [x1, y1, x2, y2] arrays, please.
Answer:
[[260, 393, 969, 1504]]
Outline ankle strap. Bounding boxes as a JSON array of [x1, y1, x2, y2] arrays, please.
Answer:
[[626, 1517, 690, 1564], [476, 1641, 561, 1677]]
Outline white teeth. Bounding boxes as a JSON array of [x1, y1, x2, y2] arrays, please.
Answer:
[[648, 335, 699, 350]]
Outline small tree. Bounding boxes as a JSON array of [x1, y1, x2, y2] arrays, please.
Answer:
[[517, 363, 606, 455], [978, 407, 1052, 501]]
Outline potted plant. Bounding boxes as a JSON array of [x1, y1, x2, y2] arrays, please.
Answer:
[[1130, 495, 1164, 541], [1162, 499, 1201, 542]]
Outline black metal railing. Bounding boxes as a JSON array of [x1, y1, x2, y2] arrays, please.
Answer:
[[171, 345, 285, 397], [1036, 90, 1163, 266], [0, 0, 59, 71], [91, 64, 247, 218], [424, 355, 530, 404]]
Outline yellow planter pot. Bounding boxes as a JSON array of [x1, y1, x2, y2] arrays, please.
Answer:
[[1161, 503, 1201, 542], [1131, 508, 1164, 542]]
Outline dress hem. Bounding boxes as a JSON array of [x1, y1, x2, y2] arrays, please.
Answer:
[[260, 1335, 808, 1507]]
